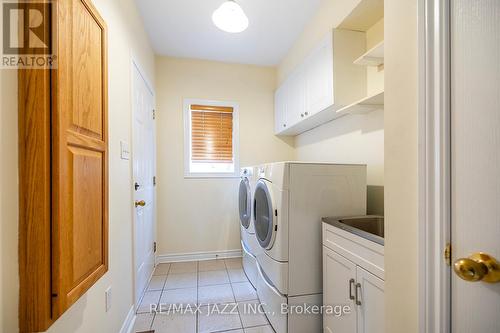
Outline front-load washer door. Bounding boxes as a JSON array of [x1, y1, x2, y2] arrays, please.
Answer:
[[239, 177, 251, 229], [254, 180, 277, 249]]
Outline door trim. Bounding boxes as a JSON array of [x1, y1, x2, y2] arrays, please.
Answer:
[[418, 0, 451, 332], [130, 57, 156, 310]]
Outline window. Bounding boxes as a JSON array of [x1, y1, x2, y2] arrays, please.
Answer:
[[184, 99, 239, 177]]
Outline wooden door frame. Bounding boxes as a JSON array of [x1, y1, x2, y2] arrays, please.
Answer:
[[418, 0, 452, 332], [130, 57, 156, 309]]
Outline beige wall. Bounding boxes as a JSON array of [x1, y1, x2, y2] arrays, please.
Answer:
[[384, 0, 419, 332], [0, 0, 155, 331], [155, 56, 294, 255], [0, 69, 19, 333], [277, 0, 385, 214]]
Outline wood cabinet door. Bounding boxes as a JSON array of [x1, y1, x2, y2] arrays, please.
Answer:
[[51, 0, 108, 318], [323, 246, 357, 333], [355, 266, 384, 333]]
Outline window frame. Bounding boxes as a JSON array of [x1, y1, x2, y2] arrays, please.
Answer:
[[183, 98, 240, 178]]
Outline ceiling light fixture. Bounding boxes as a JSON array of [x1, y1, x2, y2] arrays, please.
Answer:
[[212, 0, 249, 33]]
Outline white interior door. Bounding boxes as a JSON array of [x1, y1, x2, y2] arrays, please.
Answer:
[[451, 1, 500, 331], [132, 62, 156, 308]]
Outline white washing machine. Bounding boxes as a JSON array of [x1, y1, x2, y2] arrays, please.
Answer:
[[238, 166, 260, 288], [253, 162, 367, 333]]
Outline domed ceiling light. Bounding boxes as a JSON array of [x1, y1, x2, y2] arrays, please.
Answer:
[[212, 0, 249, 33]]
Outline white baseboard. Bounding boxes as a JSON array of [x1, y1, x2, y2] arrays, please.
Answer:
[[119, 305, 136, 333], [156, 249, 242, 264]]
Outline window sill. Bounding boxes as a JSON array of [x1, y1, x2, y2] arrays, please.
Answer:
[[184, 173, 240, 179]]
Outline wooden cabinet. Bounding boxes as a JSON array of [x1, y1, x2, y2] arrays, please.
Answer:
[[18, 0, 108, 331], [322, 223, 385, 333], [274, 29, 366, 136]]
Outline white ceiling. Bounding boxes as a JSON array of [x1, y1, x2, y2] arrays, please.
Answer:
[[135, 0, 322, 66]]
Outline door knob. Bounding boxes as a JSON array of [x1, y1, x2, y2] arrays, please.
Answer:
[[453, 252, 500, 283], [135, 200, 146, 208]]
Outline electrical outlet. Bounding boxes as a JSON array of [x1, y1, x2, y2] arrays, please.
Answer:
[[105, 287, 112, 312]]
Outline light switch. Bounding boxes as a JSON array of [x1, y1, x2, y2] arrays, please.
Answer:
[[120, 141, 130, 160]]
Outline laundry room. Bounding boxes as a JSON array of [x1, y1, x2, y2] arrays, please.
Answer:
[[152, 1, 386, 332], [7, 0, 495, 331]]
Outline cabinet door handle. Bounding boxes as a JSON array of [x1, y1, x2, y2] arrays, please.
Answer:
[[355, 283, 362, 306], [348, 278, 355, 300]]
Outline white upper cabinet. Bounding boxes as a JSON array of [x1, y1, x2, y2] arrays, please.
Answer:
[[274, 83, 287, 133], [305, 35, 334, 117], [287, 65, 306, 126], [274, 29, 367, 135]]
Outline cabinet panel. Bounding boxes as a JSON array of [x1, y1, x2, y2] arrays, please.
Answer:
[[18, 35, 53, 333], [305, 35, 334, 116], [18, 0, 108, 331], [51, 0, 108, 320], [287, 66, 306, 126], [71, 0, 104, 139], [274, 84, 287, 133], [323, 246, 357, 333], [69, 147, 105, 286], [356, 266, 385, 333]]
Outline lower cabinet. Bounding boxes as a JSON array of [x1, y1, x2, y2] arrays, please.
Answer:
[[323, 246, 385, 333]]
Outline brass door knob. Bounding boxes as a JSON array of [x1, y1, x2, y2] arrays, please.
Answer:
[[453, 252, 500, 283], [135, 200, 146, 208]]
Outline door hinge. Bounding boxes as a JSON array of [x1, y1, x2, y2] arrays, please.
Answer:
[[153, 176, 156, 186], [153, 242, 157, 253], [152, 109, 156, 119], [444, 243, 452, 266]]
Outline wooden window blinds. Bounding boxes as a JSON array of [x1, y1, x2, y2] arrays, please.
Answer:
[[190, 104, 234, 163]]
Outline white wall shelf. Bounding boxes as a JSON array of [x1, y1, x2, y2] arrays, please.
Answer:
[[336, 90, 384, 116], [354, 41, 384, 66]]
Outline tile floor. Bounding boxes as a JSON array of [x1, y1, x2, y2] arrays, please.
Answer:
[[133, 258, 275, 333]]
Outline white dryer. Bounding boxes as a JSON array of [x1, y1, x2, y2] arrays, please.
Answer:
[[253, 162, 367, 333], [238, 166, 260, 288]]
